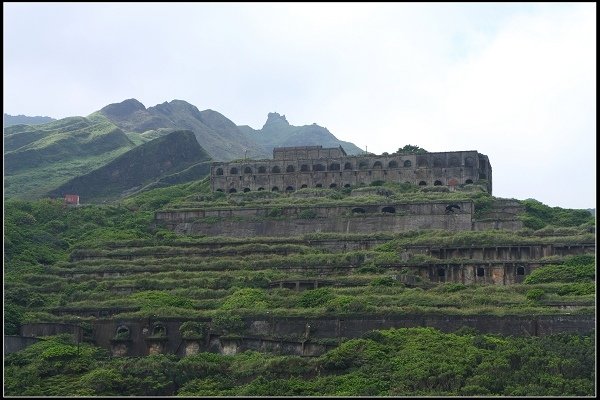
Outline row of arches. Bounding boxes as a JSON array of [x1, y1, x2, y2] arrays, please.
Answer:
[[216, 160, 416, 176], [217, 183, 354, 193], [418, 179, 473, 186], [217, 179, 476, 193], [114, 322, 167, 340], [215, 156, 477, 176], [417, 156, 474, 168]]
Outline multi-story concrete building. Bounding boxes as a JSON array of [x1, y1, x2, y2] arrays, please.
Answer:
[[210, 145, 492, 194]]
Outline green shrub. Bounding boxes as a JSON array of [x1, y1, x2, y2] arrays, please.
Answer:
[[370, 276, 397, 287], [211, 313, 245, 335], [325, 296, 366, 313], [130, 291, 195, 310], [221, 288, 269, 310], [267, 207, 283, 218], [524, 261, 595, 284], [526, 289, 545, 301], [556, 283, 595, 296], [179, 321, 209, 339], [298, 209, 318, 219], [297, 288, 335, 308], [435, 283, 468, 293], [520, 199, 594, 228]]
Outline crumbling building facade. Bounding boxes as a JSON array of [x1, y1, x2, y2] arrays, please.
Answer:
[[210, 145, 492, 194]]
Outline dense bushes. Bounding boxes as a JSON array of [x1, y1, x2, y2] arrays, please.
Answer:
[[4, 328, 595, 396], [520, 199, 593, 229], [524, 255, 595, 284]]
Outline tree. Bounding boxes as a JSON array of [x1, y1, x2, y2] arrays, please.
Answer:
[[395, 145, 428, 154]]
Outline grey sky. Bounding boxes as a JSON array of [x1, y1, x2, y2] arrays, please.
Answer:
[[4, 2, 596, 209]]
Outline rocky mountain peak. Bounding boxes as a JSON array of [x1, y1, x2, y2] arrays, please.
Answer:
[[100, 99, 146, 119], [263, 112, 289, 128]]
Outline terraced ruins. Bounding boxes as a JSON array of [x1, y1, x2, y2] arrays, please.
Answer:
[[8, 151, 595, 358]]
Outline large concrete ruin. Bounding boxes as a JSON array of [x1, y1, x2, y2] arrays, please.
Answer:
[[210, 146, 493, 194]]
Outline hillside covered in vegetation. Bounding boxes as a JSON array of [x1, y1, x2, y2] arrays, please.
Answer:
[[4, 176, 595, 396]]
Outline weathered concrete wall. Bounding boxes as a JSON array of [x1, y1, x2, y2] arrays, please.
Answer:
[[207, 336, 331, 357], [211, 150, 492, 194], [4, 335, 42, 354], [407, 243, 595, 261], [56, 260, 567, 285], [156, 201, 474, 223], [157, 201, 475, 237], [85, 314, 594, 357], [173, 214, 473, 237], [21, 323, 83, 340], [472, 220, 524, 231]]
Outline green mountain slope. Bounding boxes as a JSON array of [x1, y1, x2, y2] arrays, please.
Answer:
[[100, 99, 269, 161], [46, 130, 212, 203], [240, 112, 364, 155], [4, 114, 136, 199]]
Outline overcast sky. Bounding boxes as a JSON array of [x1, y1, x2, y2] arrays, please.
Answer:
[[4, 3, 596, 209]]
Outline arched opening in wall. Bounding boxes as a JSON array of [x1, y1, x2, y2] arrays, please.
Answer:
[[229, 188, 237, 193], [479, 173, 487, 179], [388, 160, 398, 168], [417, 158, 428, 168], [272, 186, 279, 192], [477, 267, 485, 277], [465, 157, 474, 167], [403, 160, 412, 167], [358, 161, 368, 169], [344, 162, 353, 170], [152, 323, 167, 337], [257, 187, 265, 191], [330, 183, 337, 188], [301, 184, 308, 189], [449, 157, 460, 167], [272, 166, 281, 173], [216, 168, 224, 175], [300, 164, 309, 172], [257, 166, 266, 173], [437, 268, 445, 277], [285, 186, 294, 192], [230, 167, 238, 175], [465, 179, 473, 184], [313, 164, 325, 171], [243, 188, 251, 193], [373, 161, 383, 169], [286, 165, 295, 173], [115, 325, 130, 339], [244, 166, 252, 174], [434, 180, 443, 186], [382, 206, 396, 214], [344, 184, 351, 188], [352, 207, 366, 214], [315, 184, 323, 188], [433, 158, 443, 168], [216, 189, 223, 192], [418, 181, 427, 186], [516, 266, 525, 275], [329, 163, 340, 171]]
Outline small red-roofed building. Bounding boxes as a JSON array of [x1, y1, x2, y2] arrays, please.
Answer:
[[64, 194, 80, 206]]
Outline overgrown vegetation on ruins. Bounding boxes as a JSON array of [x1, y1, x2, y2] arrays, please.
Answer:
[[4, 176, 595, 396], [4, 328, 595, 396]]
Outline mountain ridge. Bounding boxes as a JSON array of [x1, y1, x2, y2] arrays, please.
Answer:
[[47, 130, 211, 203]]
